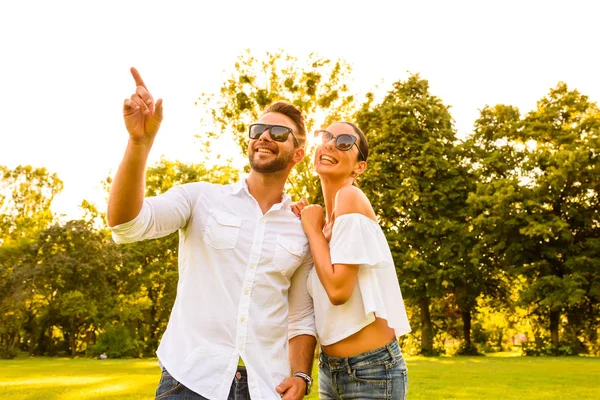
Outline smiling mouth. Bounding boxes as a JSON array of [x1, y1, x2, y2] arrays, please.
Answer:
[[320, 155, 338, 164], [256, 148, 275, 154]]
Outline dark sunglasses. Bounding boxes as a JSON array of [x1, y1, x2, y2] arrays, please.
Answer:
[[248, 123, 299, 147], [314, 130, 366, 161]]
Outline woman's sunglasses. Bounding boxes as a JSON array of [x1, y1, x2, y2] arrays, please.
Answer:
[[314, 130, 366, 161], [248, 123, 299, 147]]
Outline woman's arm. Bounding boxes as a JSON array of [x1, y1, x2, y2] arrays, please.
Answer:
[[301, 186, 372, 305]]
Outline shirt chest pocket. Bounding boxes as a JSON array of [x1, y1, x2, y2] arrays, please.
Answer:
[[203, 209, 242, 250], [273, 235, 304, 279]]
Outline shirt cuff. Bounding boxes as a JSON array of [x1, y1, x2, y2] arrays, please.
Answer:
[[110, 202, 149, 243], [288, 328, 317, 341]]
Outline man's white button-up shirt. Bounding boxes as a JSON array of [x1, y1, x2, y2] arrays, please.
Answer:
[[110, 179, 316, 400]]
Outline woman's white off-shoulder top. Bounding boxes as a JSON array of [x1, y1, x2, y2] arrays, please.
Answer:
[[307, 213, 411, 345]]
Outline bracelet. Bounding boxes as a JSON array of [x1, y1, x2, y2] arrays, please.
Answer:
[[292, 371, 313, 395]]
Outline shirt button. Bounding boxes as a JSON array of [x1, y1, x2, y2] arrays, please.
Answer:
[[260, 220, 266, 224], [244, 289, 250, 295], [249, 264, 255, 269], [240, 317, 245, 322]]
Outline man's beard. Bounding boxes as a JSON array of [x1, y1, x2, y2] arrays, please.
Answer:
[[248, 148, 294, 173]]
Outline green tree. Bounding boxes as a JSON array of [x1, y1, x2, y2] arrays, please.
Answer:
[[461, 105, 528, 353], [0, 165, 63, 244], [467, 83, 600, 354], [0, 240, 28, 358], [358, 75, 473, 355], [0, 165, 63, 358], [518, 83, 600, 352], [14, 220, 119, 357]]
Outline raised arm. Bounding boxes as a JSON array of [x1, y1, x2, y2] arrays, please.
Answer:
[[107, 67, 164, 227], [301, 187, 373, 305]]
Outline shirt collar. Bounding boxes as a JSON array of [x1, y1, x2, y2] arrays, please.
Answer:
[[273, 192, 292, 211], [231, 178, 247, 195], [233, 177, 292, 210]]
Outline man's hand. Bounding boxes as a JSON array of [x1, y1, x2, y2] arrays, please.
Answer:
[[123, 67, 163, 145], [276, 376, 306, 400]]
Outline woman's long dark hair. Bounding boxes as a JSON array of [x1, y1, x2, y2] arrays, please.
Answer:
[[339, 122, 368, 186]]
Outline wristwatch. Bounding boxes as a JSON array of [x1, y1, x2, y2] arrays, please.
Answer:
[[292, 371, 313, 395]]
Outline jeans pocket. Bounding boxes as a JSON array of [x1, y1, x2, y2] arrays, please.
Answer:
[[351, 361, 388, 385], [155, 369, 183, 400], [388, 362, 408, 400], [392, 349, 408, 370]]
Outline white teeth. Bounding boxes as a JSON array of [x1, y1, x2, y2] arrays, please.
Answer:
[[320, 155, 337, 164], [256, 148, 274, 154]]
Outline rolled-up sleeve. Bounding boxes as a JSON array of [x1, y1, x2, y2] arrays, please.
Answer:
[[288, 256, 316, 340], [111, 185, 192, 244]]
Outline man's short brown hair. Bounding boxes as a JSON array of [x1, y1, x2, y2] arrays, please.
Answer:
[[261, 101, 306, 148]]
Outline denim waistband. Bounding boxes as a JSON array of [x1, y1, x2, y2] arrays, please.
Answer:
[[320, 339, 401, 372]]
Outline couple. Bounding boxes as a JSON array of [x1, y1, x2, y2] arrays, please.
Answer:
[[107, 68, 410, 400]]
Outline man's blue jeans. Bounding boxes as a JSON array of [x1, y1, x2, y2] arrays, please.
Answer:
[[318, 339, 408, 399], [154, 367, 250, 400]]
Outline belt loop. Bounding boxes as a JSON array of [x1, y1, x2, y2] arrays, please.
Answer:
[[345, 357, 352, 376], [386, 340, 396, 360], [323, 350, 332, 370]]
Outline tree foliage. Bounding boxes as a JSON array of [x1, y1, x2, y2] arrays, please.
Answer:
[[196, 49, 357, 201], [467, 83, 600, 354], [358, 75, 478, 354], [1, 53, 599, 358], [0, 165, 63, 244]]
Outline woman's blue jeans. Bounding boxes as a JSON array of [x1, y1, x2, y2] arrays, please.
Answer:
[[318, 339, 408, 399]]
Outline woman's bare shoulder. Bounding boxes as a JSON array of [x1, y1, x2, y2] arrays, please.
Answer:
[[333, 186, 376, 220]]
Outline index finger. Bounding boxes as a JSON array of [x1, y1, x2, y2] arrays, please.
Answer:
[[130, 67, 148, 90]]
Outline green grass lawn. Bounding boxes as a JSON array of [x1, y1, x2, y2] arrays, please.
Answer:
[[0, 353, 598, 399]]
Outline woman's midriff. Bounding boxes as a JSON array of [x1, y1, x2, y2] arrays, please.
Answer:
[[321, 317, 396, 357]]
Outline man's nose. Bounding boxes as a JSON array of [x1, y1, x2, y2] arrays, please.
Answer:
[[258, 127, 273, 141]]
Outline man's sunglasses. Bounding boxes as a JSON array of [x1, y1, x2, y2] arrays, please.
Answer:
[[248, 123, 299, 147], [314, 130, 366, 161]]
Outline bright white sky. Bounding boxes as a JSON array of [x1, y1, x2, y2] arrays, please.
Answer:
[[1, 0, 598, 221]]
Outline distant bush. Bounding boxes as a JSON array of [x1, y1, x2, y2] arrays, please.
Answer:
[[90, 326, 145, 358], [521, 336, 580, 356]]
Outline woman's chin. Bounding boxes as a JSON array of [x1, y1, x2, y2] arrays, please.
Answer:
[[314, 166, 342, 182], [314, 164, 331, 177]]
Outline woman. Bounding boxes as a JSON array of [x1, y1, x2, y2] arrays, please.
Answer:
[[298, 122, 411, 399]]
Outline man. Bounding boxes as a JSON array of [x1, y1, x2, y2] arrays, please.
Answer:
[[107, 68, 316, 400]]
